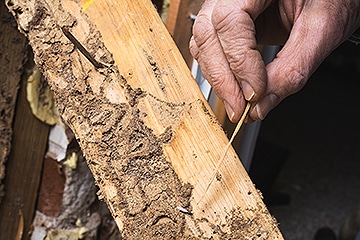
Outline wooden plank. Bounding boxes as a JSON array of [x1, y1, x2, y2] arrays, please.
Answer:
[[0, 62, 50, 239], [6, 0, 283, 238], [166, 0, 203, 68], [165, 0, 245, 170], [151, 0, 164, 14], [0, 3, 49, 239], [165, 0, 181, 35], [0, 0, 27, 204]]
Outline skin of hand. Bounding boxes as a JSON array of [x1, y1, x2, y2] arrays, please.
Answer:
[[190, 0, 360, 122]]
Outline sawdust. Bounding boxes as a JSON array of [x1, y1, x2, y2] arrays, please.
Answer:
[[222, 207, 277, 239], [78, 84, 194, 239], [145, 93, 188, 128]]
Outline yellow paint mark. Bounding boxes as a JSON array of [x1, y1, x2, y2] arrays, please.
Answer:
[[82, 0, 95, 11]]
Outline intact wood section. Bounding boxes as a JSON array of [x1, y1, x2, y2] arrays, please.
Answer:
[[6, 0, 283, 239], [0, 63, 50, 239], [166, 0, 203, 68], [0, 0, 28, 202], [0, 4, 48, 239]]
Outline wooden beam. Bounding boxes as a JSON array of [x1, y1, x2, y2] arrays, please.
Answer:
[[0, 3, 49, 239], [165, 0, 203, 68], [0, 0, 28, 204], [6, 0, 283, 238], [0, 63, 50, 240]]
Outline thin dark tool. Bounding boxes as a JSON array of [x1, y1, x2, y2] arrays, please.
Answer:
[[61, 27, 105, 68]]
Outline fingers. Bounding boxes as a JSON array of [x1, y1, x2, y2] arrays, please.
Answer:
[[211, 0, 268, 102], [249, 8, 346, 120], [190, 0, 271, 122], [190, 0, 246, 121], [191, 0, 360, 123]]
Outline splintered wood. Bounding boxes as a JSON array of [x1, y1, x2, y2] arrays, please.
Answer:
[[5, 0, 283, 239]]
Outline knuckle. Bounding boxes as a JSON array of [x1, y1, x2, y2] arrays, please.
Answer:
[[282, 67, 307, 95], [189, 37, 199, 59], [205, 69, 226, 89], [206, 70, 232, 95], [211, 75, 227, 91], [228, 52, 247, 72], [192, 16, 214, 48], [212, 6, 238, 32]]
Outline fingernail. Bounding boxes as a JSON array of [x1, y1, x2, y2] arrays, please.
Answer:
[[223, 101, 235, 122], [254, 93, 279, 120], [241, 81, 255, 101]]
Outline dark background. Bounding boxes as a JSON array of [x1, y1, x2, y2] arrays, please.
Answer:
[[251, 41, 360, 239]]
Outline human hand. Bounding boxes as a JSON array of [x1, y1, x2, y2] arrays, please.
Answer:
[[190, 0, 360, 122]]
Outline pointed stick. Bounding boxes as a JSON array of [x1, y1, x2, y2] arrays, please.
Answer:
[[198, 102, 251, 204]]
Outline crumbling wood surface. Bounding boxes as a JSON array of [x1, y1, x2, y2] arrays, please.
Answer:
[[6, 0, 283, 239]]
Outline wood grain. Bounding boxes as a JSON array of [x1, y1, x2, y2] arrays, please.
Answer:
[[6, 0, 283, 238], [0, 66, 49, 240], [0, 3, 49, 239]]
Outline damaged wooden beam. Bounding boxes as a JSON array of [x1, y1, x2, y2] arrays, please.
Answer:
[[6, 0, 284, 238]]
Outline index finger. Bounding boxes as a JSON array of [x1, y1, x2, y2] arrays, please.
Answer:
[[211, 0, 272, 101], [190, 0, 246, 121]]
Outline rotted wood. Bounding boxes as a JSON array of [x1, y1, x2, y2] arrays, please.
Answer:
[[6, 0, 283, 239]]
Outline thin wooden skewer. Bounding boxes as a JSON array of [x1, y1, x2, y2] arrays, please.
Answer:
[[198, 101, 251, 204]]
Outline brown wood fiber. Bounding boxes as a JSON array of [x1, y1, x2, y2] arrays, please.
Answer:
[[5, 0, 283, 238]]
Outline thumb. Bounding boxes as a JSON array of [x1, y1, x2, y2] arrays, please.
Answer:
[[251, 10, 347, 120]]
